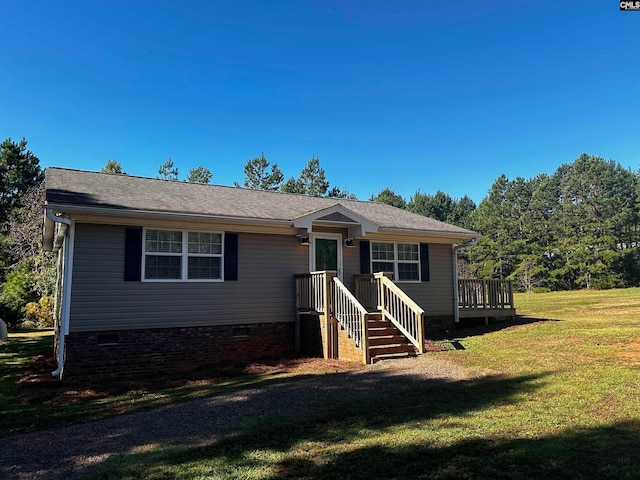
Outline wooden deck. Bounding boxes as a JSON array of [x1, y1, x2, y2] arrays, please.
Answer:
[[458, 278, 516, 319], [458, 307, 516, 319]]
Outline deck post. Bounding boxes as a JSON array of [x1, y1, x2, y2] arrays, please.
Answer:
[[361, 312, 370, 364], [323, 271, 337, 359], [509, 280, 514, 308], [482, 280, 487, 309], [295, 312, 301, 354], [417, 314, 425, 354]]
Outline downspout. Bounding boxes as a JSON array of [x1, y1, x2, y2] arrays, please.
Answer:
[[452, 239, 478, 325], [46, 209, 72, 378]]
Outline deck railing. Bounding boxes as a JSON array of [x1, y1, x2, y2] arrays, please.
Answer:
[[354, 273, 392, 310], [458, 278, 514, 310], [375, 273, 425, 354], [332, 277, 368, 346], [295, 271, 331, 313], [332, 277, 369, 362]]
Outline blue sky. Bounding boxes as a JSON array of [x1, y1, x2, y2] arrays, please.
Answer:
[[1, 0, 638, 204]]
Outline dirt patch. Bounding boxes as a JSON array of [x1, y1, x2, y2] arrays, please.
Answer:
[[18, 350, 364, 405], [614, 339, 640, 365]]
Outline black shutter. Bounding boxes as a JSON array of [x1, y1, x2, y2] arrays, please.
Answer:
[[360, 240, 371, 274], [224, 232, 238, 281], [124, 227, 142, 282], [420, 243, 430, 282]]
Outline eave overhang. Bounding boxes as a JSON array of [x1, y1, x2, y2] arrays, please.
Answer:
[[44, 202, 293, 226], [44, 201, 479, 244]]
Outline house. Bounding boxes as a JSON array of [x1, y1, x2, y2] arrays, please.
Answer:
[[42, 167, 514, 378]]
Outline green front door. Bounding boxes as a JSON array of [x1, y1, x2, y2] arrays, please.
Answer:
[[315, 238, 338, 271], [313, 234, 342, 278]]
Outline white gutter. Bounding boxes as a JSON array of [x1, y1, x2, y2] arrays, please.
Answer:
[[452, 239, 478, 324], [45, 209, 73, 378]]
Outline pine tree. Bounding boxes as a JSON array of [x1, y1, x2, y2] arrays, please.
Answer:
[[100, 160, 125, 174], [186, 165, 212, 184], [158, 158, 178, 180], [370, 188, 406, 209], [0, 138, 43, 224], [236, 153, 283, 190]]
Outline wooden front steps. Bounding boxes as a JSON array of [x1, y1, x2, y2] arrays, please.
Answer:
[[366, 312, 417, 363]]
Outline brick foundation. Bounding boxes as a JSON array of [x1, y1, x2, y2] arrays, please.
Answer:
[[336, 324, 364, 363], [63, 322, 295, 379]]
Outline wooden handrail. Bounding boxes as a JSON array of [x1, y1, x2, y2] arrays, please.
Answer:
[[374, 272, 425, 354], [332, 277, 369, 364]]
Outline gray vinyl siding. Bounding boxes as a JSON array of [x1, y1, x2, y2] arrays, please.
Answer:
[[342, 243, 360, 291], [398, 243, 454, 316], [69, 223, 309, 332], [347, 240, 454, 317]]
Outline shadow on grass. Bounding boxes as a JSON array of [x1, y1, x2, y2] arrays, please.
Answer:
[[0, 333, 52, 389], [443, 315, 562, 340], [2, 354, 363, 437], [90, 404, 640, 480], [263, 420, 640, 480], [80, 370, 561, 480]]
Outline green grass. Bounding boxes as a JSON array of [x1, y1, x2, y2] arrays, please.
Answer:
[[0, 331, 52, 417], [4, 289, 640, 479]]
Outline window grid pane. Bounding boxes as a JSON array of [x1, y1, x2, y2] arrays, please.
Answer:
[[188, 257, 222, 280], [397, 243, 419, 261], [372, 261, 395, 273], [398, 262, 419, 281], [145, 229, 182, 254], [188, 232, 222, 255], [145, 255, 181, 279], [372, 242, 394, 260]]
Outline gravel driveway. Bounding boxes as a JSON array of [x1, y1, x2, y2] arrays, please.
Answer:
[[0, 356, 473, 480]]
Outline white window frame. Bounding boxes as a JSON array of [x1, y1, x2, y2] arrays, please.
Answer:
[[142, 228, 225, 282], [371, 241, 420, 283]]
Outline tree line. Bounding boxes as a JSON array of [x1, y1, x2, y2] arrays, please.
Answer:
[[468, 154, 640, 291], [0, 138, 53, 328], [1, 138, 639, 329], [103, 153, 355, 198], [365, 153, 640, 292]]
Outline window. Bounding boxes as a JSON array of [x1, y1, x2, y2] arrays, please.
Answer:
[[143, 229, 223, 281], [187, 232, 222, 280], [371, 242, 420, 282]]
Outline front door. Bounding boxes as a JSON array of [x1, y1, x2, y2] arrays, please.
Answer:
[[311, 233, 343, 279]]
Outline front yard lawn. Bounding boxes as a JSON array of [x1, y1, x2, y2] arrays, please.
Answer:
[[3, 288, 640, 479]]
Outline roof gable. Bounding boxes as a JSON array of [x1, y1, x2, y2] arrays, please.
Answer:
[[292, 204, 379, 237]]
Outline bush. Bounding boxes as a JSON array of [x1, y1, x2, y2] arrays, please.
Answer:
[[16, 319, 37, 330], [532, 287, 552, 293], [0, 261, 37, 328], [24, 296, 54, 328]]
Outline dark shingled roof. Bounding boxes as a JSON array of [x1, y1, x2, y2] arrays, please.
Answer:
[[45, 168, 477, 238]]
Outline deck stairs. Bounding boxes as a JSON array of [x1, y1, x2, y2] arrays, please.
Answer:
[[365, 312, 418, 363]]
